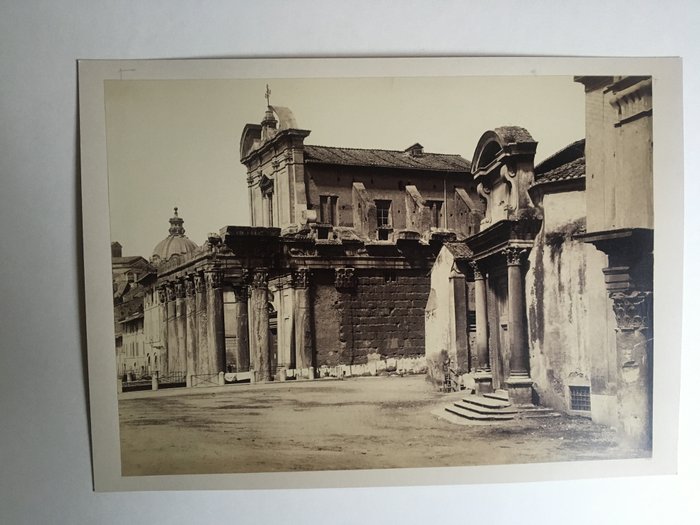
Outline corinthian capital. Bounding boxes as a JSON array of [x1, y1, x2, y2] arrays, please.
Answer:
[[292, 268, 310, 289], [251, 269, 268, 289], [502, 247, 526, 266], [174, 280, 186, 299], [335, 267, 356, 290], [611, 291, 652, 331], [468, 260, 484, 280], [205, 270, 222, 289], [185, 276, 195, 297], [194, 273, 205, 294]]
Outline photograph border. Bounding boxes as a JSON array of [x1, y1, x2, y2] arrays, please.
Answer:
[[79, 56, 683, 492]]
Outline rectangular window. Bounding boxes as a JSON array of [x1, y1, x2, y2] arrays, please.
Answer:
[[427, 200, 443, 228], [375, 200, 392, 227], [265, 193, 274, 227], [570, 386, 591, 411], [319, 195, 338, 225]]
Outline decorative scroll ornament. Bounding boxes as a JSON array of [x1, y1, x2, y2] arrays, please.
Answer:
[[610, 291, 652, 331], [251, 270, 268, 289], [334, 267, 357, 290], [468, 260, 484, 280], [502, 247, 527, 266], [292, 268, 310, 289]]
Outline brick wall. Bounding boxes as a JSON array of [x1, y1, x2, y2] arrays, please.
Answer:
[[313, 269, 430, 367]]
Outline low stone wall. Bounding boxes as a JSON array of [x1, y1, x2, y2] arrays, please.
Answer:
[[313, 355, 427, 379]]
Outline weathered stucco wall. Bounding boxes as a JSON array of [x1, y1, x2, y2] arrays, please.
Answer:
[[526, 190, 611, 415], [425, 248, 465, 385], [313, 269, 430, 369]]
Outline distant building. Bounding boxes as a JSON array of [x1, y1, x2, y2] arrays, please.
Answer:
[[111, 242, 151, 378]]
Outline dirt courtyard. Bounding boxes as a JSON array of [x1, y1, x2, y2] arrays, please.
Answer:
[[119, 375, 649, 476]]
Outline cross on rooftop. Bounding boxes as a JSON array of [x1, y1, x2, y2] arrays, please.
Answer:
[[265, 84, 271, 106]]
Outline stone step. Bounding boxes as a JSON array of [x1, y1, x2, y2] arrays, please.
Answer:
[[515, 404, 561, 418], [461, 394, 513, 410], [453, 401, 519, 416], [483, 390, 510, 402], [445, 405, 516, 422]]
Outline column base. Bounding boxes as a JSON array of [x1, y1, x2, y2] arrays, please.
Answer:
[[505, 375, 534, 406], [473, 371, 493, 394]]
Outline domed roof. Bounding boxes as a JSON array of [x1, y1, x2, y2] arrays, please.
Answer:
[[151, 207, 198, 265]]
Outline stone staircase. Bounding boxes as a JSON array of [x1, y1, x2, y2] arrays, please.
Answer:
[[444, 389, 560, 422]]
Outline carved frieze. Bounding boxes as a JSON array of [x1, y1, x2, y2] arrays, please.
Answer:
[[334, 267, 356, 290], [611, 291, 652, 331], [292, 268, 310, 289]]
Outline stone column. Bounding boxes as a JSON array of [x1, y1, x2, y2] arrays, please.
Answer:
[[250, 269, 272, 381], [165, 283, 178, 375], [293, 269, 314, 373], [157, 286, 169, 376], [504, 248, 529, 375], [174, 280, 187, 375], [470, 262, 489, 372], [194, 272, 208, 376], [504, 248, 532, 405], [611, 290, 653, 449], [233, 286, 250, 372], [184, 276, 197, 386], [205, 269, 225, 375]]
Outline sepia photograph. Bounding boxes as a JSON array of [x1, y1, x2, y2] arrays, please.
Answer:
[[79, 58, 681, 490]]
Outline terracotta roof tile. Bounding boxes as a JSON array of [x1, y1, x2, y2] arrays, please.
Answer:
[[304, 145, 471, 172], [444, 242, 473, 260], [534, 156, 585, 185]]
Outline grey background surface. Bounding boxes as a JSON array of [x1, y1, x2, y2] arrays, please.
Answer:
[[1, 1, 698, 523]]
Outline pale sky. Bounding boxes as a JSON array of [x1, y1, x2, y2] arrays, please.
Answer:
[[105, 76, 585, 258]]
